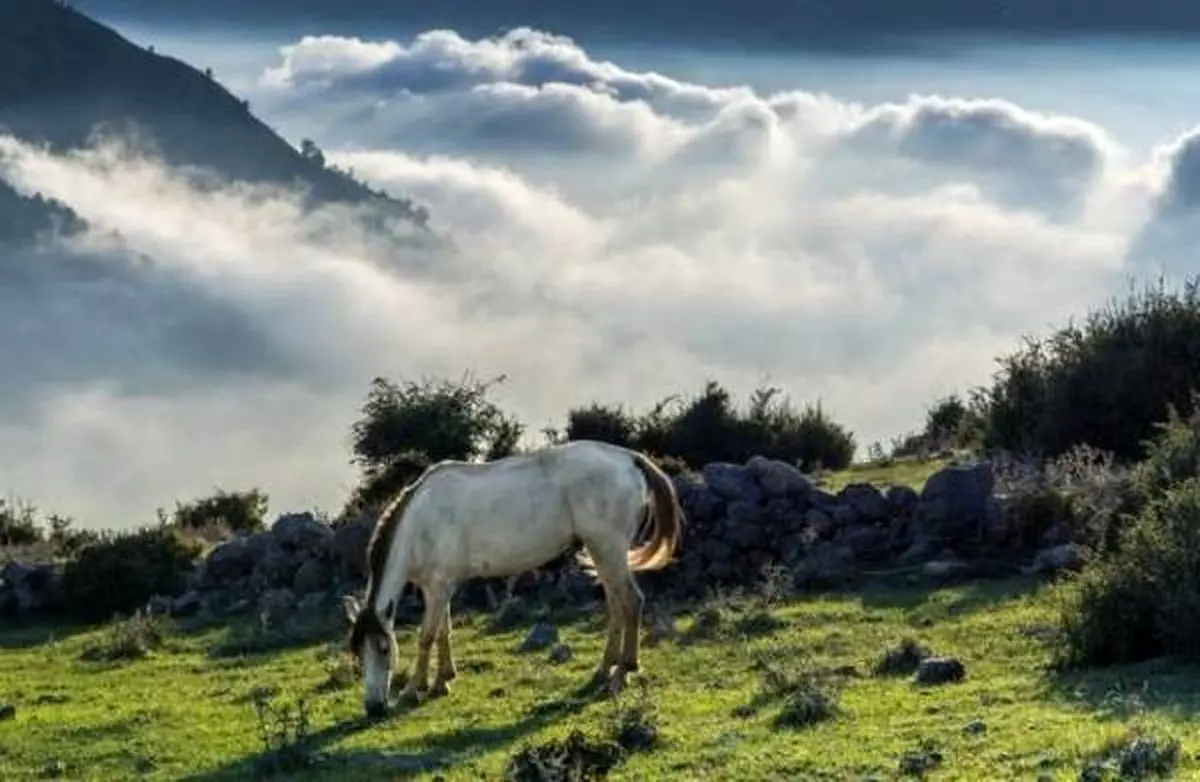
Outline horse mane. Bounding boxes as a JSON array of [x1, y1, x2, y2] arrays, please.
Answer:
[[347, 470, 432, 652]]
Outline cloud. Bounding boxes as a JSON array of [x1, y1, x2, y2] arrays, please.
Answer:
[[0, 26, 1178, 529], [255, 27, 1126, 214]]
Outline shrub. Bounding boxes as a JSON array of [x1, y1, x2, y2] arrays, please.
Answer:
[[341, 449, 431, 517], [59, 525, 203, 621], [565, 403, 637, 448], [79, 608, 168, 662], [1054, 476, 1200, 668], [350, 373, 523, 470], [975, 277, 1200, 461], [0, 498, 42, 546], [171, 488, 268, 534], [581, 381, 856, 471]]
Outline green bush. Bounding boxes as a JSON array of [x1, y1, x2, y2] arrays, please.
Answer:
[[171, 488, 268, 534], [0, 499, 42, 546], [1054, 476, 1200, 668], [975, 277, 1200, 461], [577, 381, 856, 471], [350, 373, 523, 471], [341, 449, 431, 517], [565, 402, 637, 448], [59, 525, 203, 621]]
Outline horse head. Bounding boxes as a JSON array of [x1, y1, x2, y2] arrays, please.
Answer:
[[342, 594, 396, 719]]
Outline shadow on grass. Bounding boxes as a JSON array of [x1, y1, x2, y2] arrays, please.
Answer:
[[0, 618, 98, 650], [1040, 658, 1200, 722], [179, 681, 607, 781], [856, 573, 1046, 621]]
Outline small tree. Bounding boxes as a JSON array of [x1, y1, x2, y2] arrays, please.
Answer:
[[171, 488, 269, 535], [350, 372, 524, 473]]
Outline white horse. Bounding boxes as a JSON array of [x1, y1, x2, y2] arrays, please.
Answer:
[[341, 439, 685, 719]]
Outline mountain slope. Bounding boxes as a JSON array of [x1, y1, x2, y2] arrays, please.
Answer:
[[0, 0, 428, 231]]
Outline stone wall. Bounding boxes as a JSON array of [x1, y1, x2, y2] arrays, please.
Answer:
[[0, 456, 1084, 623]]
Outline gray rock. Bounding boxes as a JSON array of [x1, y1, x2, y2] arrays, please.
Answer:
[[271, 512, 334, 553], [205, 534, 269, 585], [170, 591, 202, 618], [915, 656, 966, 685], [702, 462, 762, 503], [726, 499, 765, 527], [332, 515, 373, 576], [745, 455, 812, 499], [914, 462, 995, 543], [292, 557, 330, 594], [885, 484, 919, 518], [1027, 543, 1086, 575], [839, 483, 890, 523], [519, 622, 558, 652], [548, 643, 573, 664]]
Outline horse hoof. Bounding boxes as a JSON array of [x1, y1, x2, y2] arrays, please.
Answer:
[[397, 688, 424, 706], [607, 669, 629, 697], [429, 680, 452, 698]]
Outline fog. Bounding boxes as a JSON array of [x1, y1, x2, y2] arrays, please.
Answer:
[[3, 24, 1198, 528]]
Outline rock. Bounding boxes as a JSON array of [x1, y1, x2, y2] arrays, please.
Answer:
[[170, 591, 202, 618], [803, 508, 835, 540], [839, 483, 890, 523], [922, 559, 971, 579], [205, 534, 269, 585], [795, 541, 856, 587], [725, 500, 765, 528], [964, 719, 987, 735], [0, 703, 14, 721], [915, 656, 966, 685], [332, 515, 374, 576], [548, 643, 572, 664], [702, 462, 762, 504], [840, 523, 891, 561], [257, 588, 295, 629], [1027, 543, 1086, 575], [885, 484, 919, 518], [897, 537, 940, 566], [518, 622, 558, 653], [271, 512, 335, 553], [724, 516, 765, 550], [913, 461, 995, 544], [292, 557, 331, 594], [744, 455, 812, 499], [700, 537, 733, 565]]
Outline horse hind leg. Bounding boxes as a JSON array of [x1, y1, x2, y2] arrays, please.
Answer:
[[587, 581, 623, 689], [583, 540, 643, 695]]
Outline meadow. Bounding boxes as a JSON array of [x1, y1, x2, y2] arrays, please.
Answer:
[[1, 459, 1193, 782]]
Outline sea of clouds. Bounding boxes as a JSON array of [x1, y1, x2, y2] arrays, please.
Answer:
[[3, 27, 1200, 528]]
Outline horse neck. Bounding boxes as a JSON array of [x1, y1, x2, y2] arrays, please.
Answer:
[[369, 535, 411, 620]]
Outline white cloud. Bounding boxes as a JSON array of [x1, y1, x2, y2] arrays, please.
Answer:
[[3, 25, 1191, 529]]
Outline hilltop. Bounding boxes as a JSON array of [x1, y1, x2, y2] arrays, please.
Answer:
[[0, 0, 428, 244]]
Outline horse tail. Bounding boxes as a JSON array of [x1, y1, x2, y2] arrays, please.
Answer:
[[626, 451, 684, 571]]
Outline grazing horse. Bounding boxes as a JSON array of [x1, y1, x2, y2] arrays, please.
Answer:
[[341, 439, 684, 719]]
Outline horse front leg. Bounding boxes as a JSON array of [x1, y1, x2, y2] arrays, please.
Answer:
[[429, 599, 457, 698], [398, 586, 445, 704]]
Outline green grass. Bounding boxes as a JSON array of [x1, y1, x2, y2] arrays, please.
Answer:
[[3, 576, 1199, 780], [820, 455, 952, 493]]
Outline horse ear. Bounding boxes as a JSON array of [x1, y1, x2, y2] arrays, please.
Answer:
[[341, 595, 361, 622]]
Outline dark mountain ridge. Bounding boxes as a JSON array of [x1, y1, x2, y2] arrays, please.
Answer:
[[0, 0, 429, 244]]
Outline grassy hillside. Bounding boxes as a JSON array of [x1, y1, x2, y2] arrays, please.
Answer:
[[0, 461, 1192, 781]]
